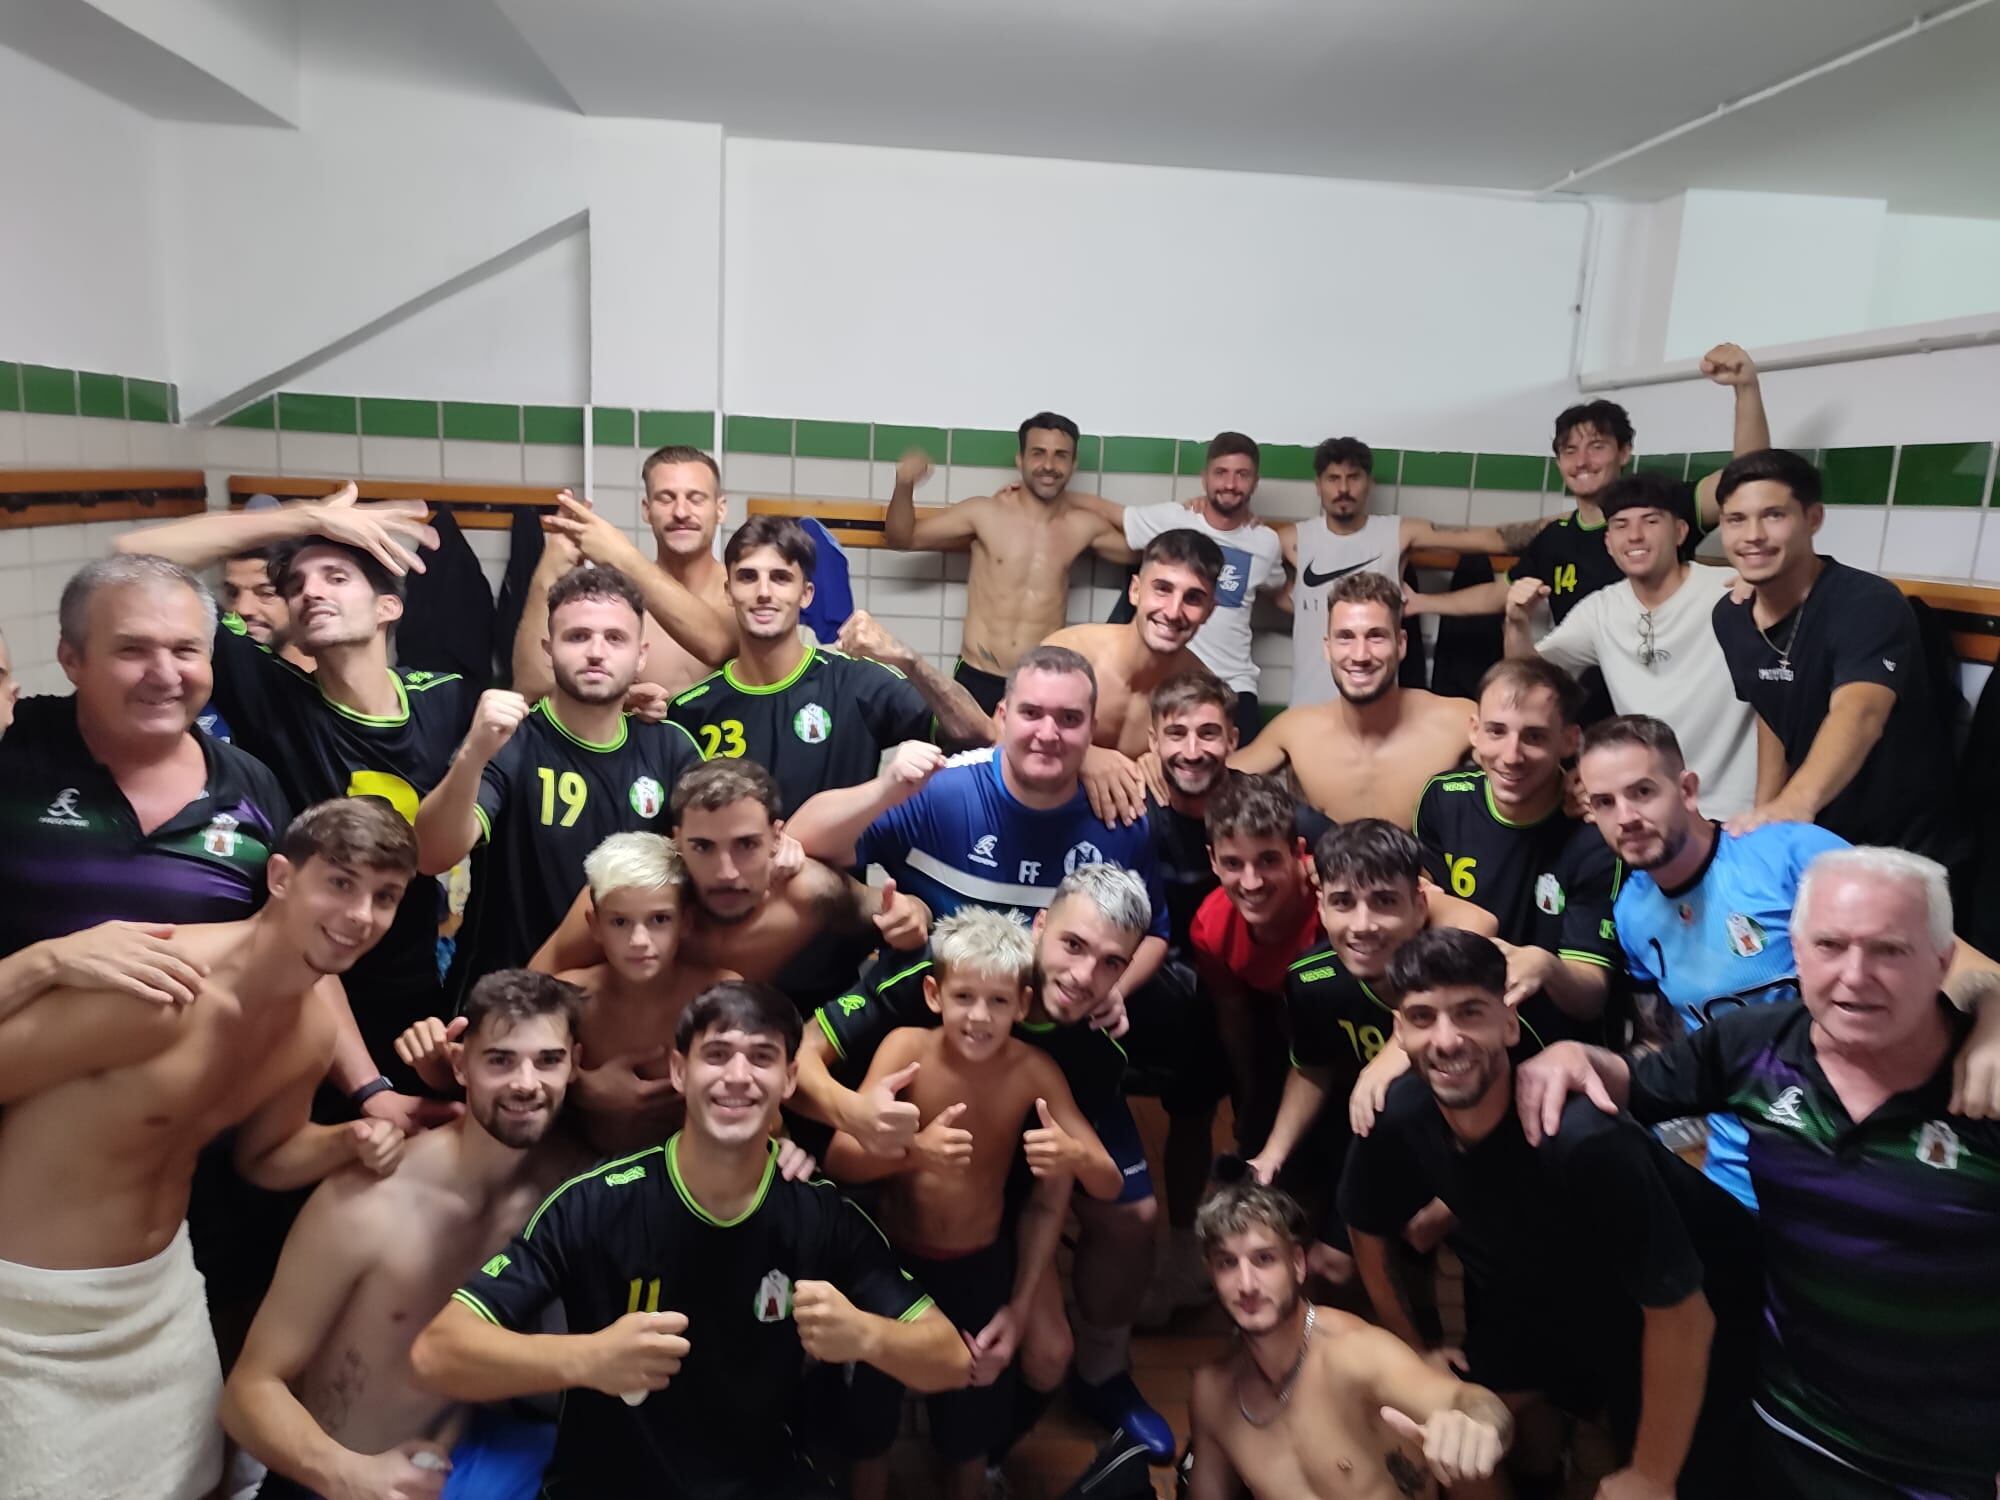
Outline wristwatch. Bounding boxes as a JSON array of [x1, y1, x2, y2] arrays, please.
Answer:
[[349, 1074, 396, 1108]]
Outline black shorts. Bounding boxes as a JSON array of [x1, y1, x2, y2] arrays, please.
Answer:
[[1119, 962, 1230, 1118], [1230, 690, 1262, 747], [842, 1238, 1018, 1464], [953, 659, 1009, 716], [255, 1475, 325, 1500]]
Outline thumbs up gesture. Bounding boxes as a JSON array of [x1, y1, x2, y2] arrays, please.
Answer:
[[849, 1060, 924, 1156], [1021, 1096, 1078, 1180], [872, 878, 932, 952], [1380, 1404, 1506, 1486], [912, 1102, 975, 1173]]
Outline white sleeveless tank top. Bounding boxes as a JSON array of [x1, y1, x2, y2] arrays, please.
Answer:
[[1288, 512, 1403, 707]]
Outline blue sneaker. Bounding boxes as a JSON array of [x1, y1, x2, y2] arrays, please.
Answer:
[[1067, 1372, 1175, 1461]]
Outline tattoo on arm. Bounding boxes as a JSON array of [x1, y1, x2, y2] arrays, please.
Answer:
[[1496, 517, 1552, 552]]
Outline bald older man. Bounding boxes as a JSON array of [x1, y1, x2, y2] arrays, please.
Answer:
[[1519, 847, 2000, 1500]]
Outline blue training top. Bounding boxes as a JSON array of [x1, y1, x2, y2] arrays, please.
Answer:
[[1612, 819, 1850, 1207], [856, 748, 1169, 936]]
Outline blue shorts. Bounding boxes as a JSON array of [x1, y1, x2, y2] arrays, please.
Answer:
[[1090, 1096, 1156, 1205]]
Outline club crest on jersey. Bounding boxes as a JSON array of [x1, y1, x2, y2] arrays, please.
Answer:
[[969, 834, 999, 869], [754, 1268, 794, 1323], [1064, 841, 1105, 874], [1533, 872, 1566, 915], [1725, 912, 1767, 958], [202, 813, 241, 858], [1915, 1121, 1961, 1171], [793, 703, 832, 743], [629, 777, 665, 818]]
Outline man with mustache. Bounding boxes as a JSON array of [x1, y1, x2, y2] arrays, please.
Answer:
[[882, 413, 1131, 715], [223, 970, 590, 1500], [0, 799, 419, 1500], [413, 980, 971, 1500], [1340, 928, 1761, 1500], [1517, 849, 2000, 1499], [414, 563, 703, 978], [514, 446, 737, 701], [1232, 570, 1474, 827], [1186, 1177, 1512, 1500]]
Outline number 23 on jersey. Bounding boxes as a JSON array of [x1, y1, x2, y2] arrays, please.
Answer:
[[696, 720, 747, 760]]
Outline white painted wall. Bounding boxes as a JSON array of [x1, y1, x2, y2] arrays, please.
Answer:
[[1872, 213, 2000, 328], [158, 54, 721, 417], [0, 46, 170, 379], [722, 138, 1590, 450]]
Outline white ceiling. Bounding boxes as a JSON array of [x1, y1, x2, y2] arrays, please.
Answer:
[[17, 0, 2000, 214]]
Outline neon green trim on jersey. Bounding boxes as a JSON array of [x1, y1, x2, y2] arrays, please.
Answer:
[[671, 670, 724, 708], [322, 669, 410, 727], [723, 645, 816, 696], [814, 1007, 846, 1059], [1289, 947, 1338, 973], [897, 1294, 937, 1323], [451, 1289, 501, 1325], [1481, 776, 1557, 831], [523, 1145, 665, 1239], [667, 1132, 775, 1227], [1557, 948, 1613, 969], [473, 803, 493, 845], [536, 698, 627, 753]]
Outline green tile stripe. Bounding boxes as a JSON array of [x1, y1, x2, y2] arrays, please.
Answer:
[[22, 364, 77, 416], [795, 419, 870, 461], [1176, 439, 1209, 476], [950, 427, 1018, 469], [78, 370, 125, 420], [1401, 450, 1474, 488], [593, 408, 636, 446], [1894, 442, 1992, 509], [440, 402, 518, 443], [725, 415, 792, 456], [1372, 449, 1402, 484], [0, 361, 18, 412], [360, 397, 439, 439], [1473, 454, 1545, 492], [279, 392, 358, 435], [221, 396, 276, 430], [1076, 435, 1102, 473], [1688, 450, 1733, 483], [1819, 446, 1895, 508], [640, 410, 714, 449], [1104, 436, 1176, 475], [1262, 444, 1315, 482], [873, 424, 947, 462], [127, 378, 173, 424], [523, 405, 584, 446], [1634, 452, 1688, 480]]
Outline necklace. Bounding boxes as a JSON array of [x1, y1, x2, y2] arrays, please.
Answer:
[[1754, 572, 1816, 673], [1236, 1304, 1316, 1426]]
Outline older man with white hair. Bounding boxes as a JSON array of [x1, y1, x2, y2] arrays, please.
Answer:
[[1516, 846, 2000, 1500]]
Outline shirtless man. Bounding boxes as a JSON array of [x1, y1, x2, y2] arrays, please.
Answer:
[[884, 411, 1130, 714], [222, 969, 588, 1500], [1187, 1179, 1510, 1500], [0, 798, 417, 1500], [827, 909, 1121, 1500], [1233, 570, 1472, 826], [402, 832, 736, 1159], [514, 445, 737, 700], [529, 759, 931, 1006]]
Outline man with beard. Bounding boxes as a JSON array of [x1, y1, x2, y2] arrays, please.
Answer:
[[1503, 472, 1757, 819], [667, 516, 990, 817], [882, 413, 1131, 714], [795, 865, 1172, 1459], [1233, 571, 1474, 827], [1517, 851, 2000, 1499], [120, 484, 477, 1109], [413, 563, 703, 975], [1186, 1178, 1511, 1499], [222, 969, 590, 1500], [1039, 529, 1224, 825], [1276, 436, 1556, 709], [222, 545, 311, 668], [514, 447, 737, 700], [0, 799, 417, 1500], [1340, 929, 1761, 1500], [1413, 657, 1622, 1044], [1574, 714, 2000, 1210], [1709, 449, 1966, 868], [530, 760, 932, 1013], [1070, 433, 1288, 744], [412, 980, 971, 1500]]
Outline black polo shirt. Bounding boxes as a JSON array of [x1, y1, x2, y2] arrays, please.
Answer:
[[1711, 557, 1962, 865], [453, 1136, 930, 1500], [0, 695, 291, 953], [1625, 998, 2000, 1494]]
